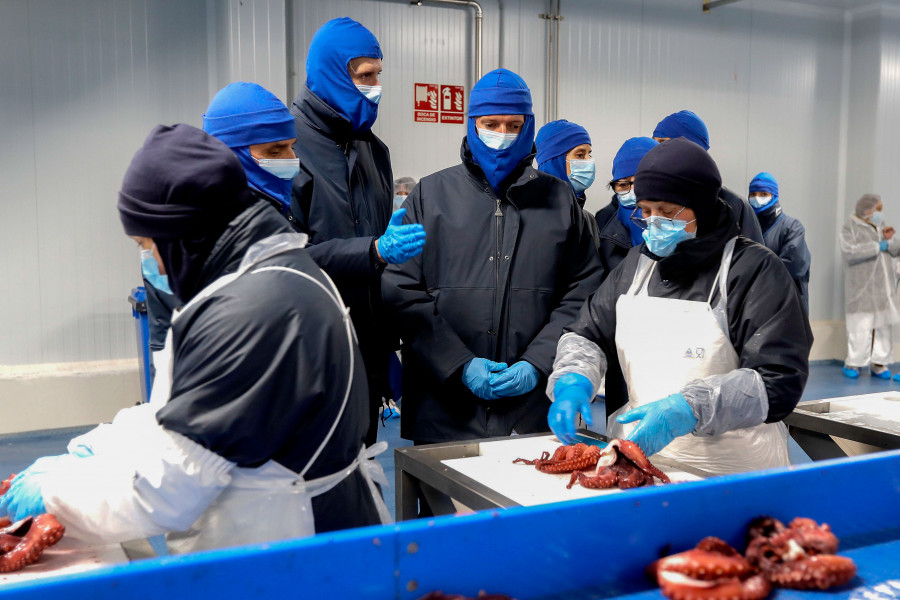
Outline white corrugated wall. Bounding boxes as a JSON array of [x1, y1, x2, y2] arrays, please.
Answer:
[[2, 0, 900, 366]]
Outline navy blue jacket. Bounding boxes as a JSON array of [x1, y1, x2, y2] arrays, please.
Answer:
[[756, 204, 811, 315], [383, 140, 603, 443], [289, 86, 395, 403]]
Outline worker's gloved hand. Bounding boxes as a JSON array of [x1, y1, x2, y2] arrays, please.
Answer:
[[489, 361, 540, 398], [0, 455, 72, 520], [376, 209, 426, 264], [463, 358, 508, 400], [548, 373, 594, 445], [616, 393, 698, 457], [880, 240, 890, 252]]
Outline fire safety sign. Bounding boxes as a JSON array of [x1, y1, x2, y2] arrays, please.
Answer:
[[414, 83, 465, 124]]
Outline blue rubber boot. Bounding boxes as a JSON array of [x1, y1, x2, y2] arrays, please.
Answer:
[[842, 366, 860, 379], [872, 365, 892, 380], [893, 372, 900, 382]]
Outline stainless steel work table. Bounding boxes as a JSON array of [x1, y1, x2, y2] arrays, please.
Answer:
[[785, 391, 900, 460], [394, 430, 712, 521]]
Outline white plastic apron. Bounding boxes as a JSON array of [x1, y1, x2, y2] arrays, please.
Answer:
[[607, 238, 789, 475], [152, 233, 391, 554]]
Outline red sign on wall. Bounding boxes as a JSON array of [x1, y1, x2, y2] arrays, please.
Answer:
[[439, 85, 465, 124], [414, 83, 439, 123], [414, 83, 465, 124]]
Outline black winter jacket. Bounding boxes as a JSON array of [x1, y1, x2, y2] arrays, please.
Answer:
[[383, 140, 603, 443], [157, 201, 381, 534], [566, 238, 812, 420], [289, 86, 395, 402]]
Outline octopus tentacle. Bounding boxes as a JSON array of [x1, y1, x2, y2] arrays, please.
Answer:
[[767, 555, 856, 590], [514, 444, 602, 474], [653, 538, 770, 600], [612, 440, 671, 483], [0, 515, 64, 573]]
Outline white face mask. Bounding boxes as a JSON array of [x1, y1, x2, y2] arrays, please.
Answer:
[[476, 127, 519, 151], [356, 84, 383, 104], [256, 158, 300, 180], [870, 210, 884, 225], [617, 190, 637, 208], [749, 194, 773, 209]]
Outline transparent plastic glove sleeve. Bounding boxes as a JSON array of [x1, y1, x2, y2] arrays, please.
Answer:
[[546, 332, 606, 401], [681, 368, 768, 437]]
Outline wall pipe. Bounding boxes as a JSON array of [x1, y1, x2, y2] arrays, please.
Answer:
[[540, 0, 562, 123], [410, 0, 483, 86]]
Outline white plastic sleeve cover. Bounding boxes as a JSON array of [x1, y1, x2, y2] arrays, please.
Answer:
[[43, 414, 235, 544], [545, 332, 607, 401], [681, 368, 768, 437]]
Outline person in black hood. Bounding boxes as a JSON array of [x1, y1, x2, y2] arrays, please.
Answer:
[[290, 18, 426, 446], [382, 69, 602, 445], [1, 124, 386, 551], [546, 138, 812, 476]]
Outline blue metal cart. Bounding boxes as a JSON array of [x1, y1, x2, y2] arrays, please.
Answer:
[[0, 450, 896, 599]]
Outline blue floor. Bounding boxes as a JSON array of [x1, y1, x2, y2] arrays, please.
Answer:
[[0, 360, 893, 524]]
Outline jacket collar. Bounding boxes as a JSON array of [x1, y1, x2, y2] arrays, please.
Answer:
[[598, 196, 632, 248], [459, 137, 538, 201], [291, 86, 372, 144]]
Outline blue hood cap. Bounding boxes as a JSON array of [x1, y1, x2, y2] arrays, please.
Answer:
[[466, 68, 536, 193], [535, 119, 591, 165], [306, 17, 383, 133], [612, 137, 658, 180], [749, 171, 779, 213], [203, 82, 297, 208], [653, 110, 710, 150]]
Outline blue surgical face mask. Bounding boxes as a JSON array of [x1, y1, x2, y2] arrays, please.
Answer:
[[870, 210, 884, 225], [476, 127, 519, 151], [617, 190, 637, 208], [355, 84, 383, 104], [393, 194, 406, 210], [567, 159, 596, 195], [256, 158, 300, 180], [140, 248, 173, 295], [749, 194, 773, 209], [641, 216, 697, 257]]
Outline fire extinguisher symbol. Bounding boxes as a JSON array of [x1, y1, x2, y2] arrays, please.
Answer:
[[442, 87, 452, 111]]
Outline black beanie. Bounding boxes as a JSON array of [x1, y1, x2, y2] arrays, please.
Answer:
[[633, 137, 722, 216], [118, 124, 252, 239]]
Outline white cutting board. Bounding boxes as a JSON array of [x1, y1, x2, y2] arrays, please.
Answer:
[[0, 535, 128, 585], [441, 434, 702, 507]]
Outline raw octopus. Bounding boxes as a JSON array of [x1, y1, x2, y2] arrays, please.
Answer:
[[0, 473, 66, 573], [513, 442, 601, 473], [650, 537, 772, 600], [566, 439, 670, 489], [649, 516, 856, 600], [745, 516, 856, 590]]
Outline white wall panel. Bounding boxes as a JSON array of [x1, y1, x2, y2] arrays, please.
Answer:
[[0, 0, 211, 365]]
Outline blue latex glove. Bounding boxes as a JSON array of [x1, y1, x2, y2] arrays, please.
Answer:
[[0, 455, 72, 520], [548, 373, 594, 445], [463, 358, 508, 400], [376, 209, 427, 264], [880, 240, 890, 252], [616, 393, 699, 457], [489, 361, 540, 397]]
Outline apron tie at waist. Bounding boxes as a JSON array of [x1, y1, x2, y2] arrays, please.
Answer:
[[357, 442, 392, 525]]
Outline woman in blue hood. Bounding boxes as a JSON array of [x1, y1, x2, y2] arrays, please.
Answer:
[[536, 119, 600, 249]]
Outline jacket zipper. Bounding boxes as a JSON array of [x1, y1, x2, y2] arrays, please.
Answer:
[[492, 197, 503, 360]]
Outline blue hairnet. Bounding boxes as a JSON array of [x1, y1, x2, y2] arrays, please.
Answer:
[[749, 172, 779, 198], [612, 137, 658, 180], [535, 120, 591, 165], [306, 17, 383, 133], [203, 82, 296, 207], [653, 110, 710, 151], [466, 68, 536, 193]]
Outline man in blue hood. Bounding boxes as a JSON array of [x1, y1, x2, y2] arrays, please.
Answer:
[[748, 172, 810, 314], [535, 119, 600, 248], [382, 68, 602, 447], [290, 18, 426, 446], [653, 110, 763, 244]]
